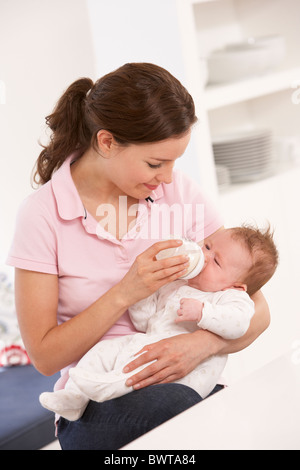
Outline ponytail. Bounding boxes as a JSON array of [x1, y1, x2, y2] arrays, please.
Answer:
[[33, 63, 197, 185], [33, 78, 93, 185]]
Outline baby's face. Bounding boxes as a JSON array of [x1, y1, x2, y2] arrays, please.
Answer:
[[188, 229, 252, 292]]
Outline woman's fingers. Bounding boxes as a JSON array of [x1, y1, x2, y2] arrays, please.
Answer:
[[135, 247, 190, 283], [153, 258, 190, 279], [146, 239, 183, 259], [129, 368, 179, 390], [137, 239, 187, 271], [125, 356, 175, 389], [123, 337, 188, 389], [119, 239, 189, 305]]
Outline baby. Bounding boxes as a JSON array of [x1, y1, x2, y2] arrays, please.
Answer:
[[40, 225, 278, 421]]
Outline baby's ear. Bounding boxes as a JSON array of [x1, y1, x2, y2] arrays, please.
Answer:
[[223, 283, 247, 292], [233, 283, 247, 292]]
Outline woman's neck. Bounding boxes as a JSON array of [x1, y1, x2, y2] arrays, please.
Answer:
[[71, 148, 117, 201], [70, 148, 139, 240]]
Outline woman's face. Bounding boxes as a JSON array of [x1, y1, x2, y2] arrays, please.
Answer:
[[101, 131, 191, 199]]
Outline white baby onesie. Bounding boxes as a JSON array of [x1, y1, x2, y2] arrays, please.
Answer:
[[40, 280, 254, 420]]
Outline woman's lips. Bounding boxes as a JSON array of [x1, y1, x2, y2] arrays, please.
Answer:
[[144, 183, 159, 191]]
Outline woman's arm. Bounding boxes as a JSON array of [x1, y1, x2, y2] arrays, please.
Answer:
[[123, 289, 270, 389], [15, 269, 129, 376], [15, 240, 189, 376], [217, 289, 270, 354]]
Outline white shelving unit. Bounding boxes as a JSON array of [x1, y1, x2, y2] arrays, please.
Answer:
[[177, 0, 300, 190], [176, 0, 300, 382], [204, 66, 300, 110]]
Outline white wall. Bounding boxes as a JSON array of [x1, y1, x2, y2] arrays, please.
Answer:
[[86, 0, 200, 184], [219, 167, 300, 382], [87, 0, 184, 80], [0, 0, 96, 260], [0, 0, 201, 262]]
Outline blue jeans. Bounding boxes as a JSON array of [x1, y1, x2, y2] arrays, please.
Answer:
[[57, 383, 223, 450]]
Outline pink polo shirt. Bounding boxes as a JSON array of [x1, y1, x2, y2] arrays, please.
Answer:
[[7, 153, 223, 389]]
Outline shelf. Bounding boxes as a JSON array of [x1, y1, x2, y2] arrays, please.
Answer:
[[204, 66, 300, 110], [218, 162, 300, 197]]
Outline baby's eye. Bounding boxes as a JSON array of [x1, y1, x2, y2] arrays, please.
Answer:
[[147, 163, 162, 169], [205, 244, 210, 250], [214, 258, 221, 267]]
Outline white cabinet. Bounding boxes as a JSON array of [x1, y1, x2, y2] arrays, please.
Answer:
[[176, 0, 300, 381]]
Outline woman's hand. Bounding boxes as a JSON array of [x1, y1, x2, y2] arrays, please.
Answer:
[[121, 291, 271, 390], [123, 330, 225, 389], [118, 240, 190, 307]]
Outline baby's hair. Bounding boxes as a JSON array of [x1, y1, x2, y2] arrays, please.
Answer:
[[229, 224, 279, 296]]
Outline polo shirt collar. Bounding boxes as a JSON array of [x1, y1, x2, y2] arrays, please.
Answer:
[[150, 184, 164, 202], [51, 152, 165, 221], [51, 152, 85, 221]]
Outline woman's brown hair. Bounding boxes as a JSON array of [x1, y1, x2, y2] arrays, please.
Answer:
[[33, 63, 197, 185]]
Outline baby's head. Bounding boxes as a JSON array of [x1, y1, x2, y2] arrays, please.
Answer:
[[228, 224, 279, 295], [188, 225, 279, 296]]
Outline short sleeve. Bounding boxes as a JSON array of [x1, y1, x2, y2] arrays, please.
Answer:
[[6, 194, 58, 275]]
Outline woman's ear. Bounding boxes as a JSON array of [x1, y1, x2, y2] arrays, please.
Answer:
[[96, 130, 114, 157]]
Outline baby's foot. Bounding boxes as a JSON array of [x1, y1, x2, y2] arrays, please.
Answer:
[[39, 390, 88, 421]]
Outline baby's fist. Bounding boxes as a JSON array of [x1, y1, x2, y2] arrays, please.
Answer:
[[176, 298, 204, 324]]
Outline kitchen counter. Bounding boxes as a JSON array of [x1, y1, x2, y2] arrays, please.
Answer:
[[123, 349, 300, 450]]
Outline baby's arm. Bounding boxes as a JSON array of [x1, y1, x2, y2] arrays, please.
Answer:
[[128, 292, 159, 332], [176, 290, 255, 340]]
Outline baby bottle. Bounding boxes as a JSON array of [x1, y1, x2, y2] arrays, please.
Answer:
[[156, 237, 205, 280]]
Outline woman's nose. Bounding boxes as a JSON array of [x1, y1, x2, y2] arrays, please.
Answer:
[[156, 165, 173, 184]]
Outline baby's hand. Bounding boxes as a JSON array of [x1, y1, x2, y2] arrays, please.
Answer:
[[175, 298, 204, 324]]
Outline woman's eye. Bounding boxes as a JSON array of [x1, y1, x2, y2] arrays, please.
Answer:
[[147, 163, 162, 169]]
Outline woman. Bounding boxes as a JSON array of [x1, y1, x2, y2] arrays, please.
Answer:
[[7, 63, 270, 450]]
